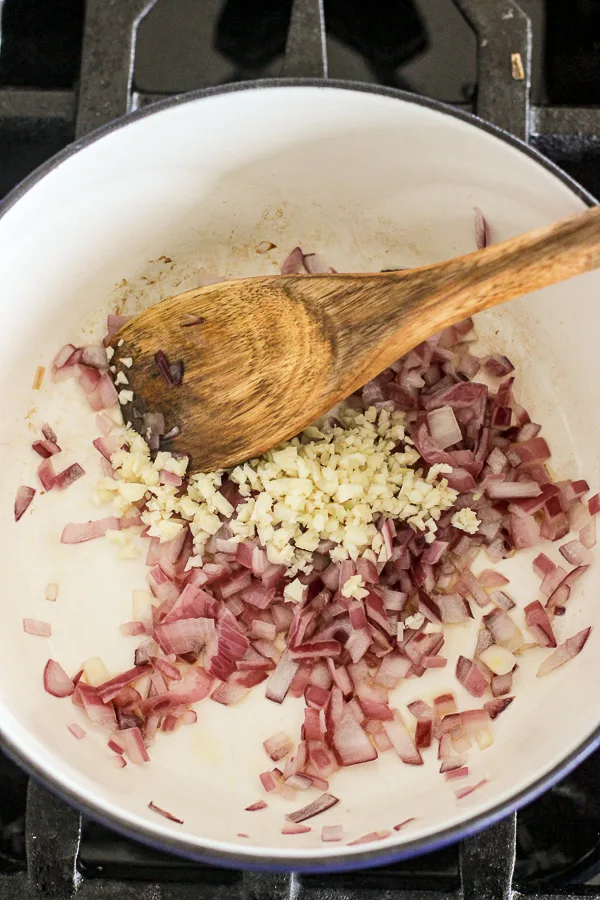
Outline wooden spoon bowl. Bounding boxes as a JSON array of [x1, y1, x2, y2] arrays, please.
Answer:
[[110, 206, 600, 473]]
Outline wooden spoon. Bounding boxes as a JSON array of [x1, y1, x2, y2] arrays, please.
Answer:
[[110, 205, 600, 473]]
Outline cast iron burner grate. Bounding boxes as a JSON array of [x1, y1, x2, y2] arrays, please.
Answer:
[[0, 1, 599, 897]]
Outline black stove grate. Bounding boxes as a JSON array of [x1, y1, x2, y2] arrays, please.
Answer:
[[0, 1, 599, 897]]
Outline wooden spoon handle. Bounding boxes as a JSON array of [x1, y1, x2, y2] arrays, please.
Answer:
[[312, 204, 600, 397], [376, 206, 600, 352], [406, 202, 600, 331]]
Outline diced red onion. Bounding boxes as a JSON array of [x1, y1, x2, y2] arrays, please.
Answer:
[[482, 609, 524, 652], [265, 651, 299, 704], [37, 459, 55, 491], [67, 723, 86, 740], [32, 439, 61, 458], [474, 207, 489, 249], [285, 792, 339, 823], [210, 683, 250, 705], [589, 494, 600, 516], [245, 800, 267, 811], [23, 618, 51, 637], [43, 660, 74, 697], [118, 727, 150, 764], [383, 710, 422, 765], [61, 517, 121, 544], [148, 801, 183, 823], [303, 252, 334, 274], [537, 627, 591, 677], [455, 656, 488, 698], [393, 818, 416, 831], [485, 697, 514, 718], [348, 830, 392, 845], [53, 463, 85, 491], [14, 486, 35, 521], [559, 539, 588, 566], [263, 732, 293, 761], [486, 481, 541, 500], [280, 247, 304, 275], [455, 778, 488, 800], [524, 600, 556, 648]]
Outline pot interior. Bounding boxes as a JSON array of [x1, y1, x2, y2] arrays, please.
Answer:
[[0, 84, 598, 867]]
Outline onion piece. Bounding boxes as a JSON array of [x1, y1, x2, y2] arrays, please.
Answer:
[[485, 697, 514, 719], [393, 818, 416, 831], [532, 553, 555, 578], [455, 779, 488, 800], [333, 710, 378, 766], [281, 824, 311, 835], [43, 660, 74, 697], [524, 601, 556, 648], [427, 406, 462, 449], [486, 481, 541, 500], [245, 800, 267, 811], [37, 458, 56, 491], [474, 207, 489, 249], [97, 665, 152, 703], [559, 539, 588, 566], [265, 651, 299, 704], [348, 830, 392, 845], [78, 683, 117, 727], [210, 683, 250, 706], [45, 582, 59, 602], [148, 801, 184, 824], [23, 618, 51, 637], [383, 710, 423, 765], [119, 727, 150, 764], [53, 463, 85, 491], [14, 486, 35, 521], [537, 627, 591, 677], [285, 792, 339, 823], [589, 494, 600, 516], [482, 609, 524, 652], [280, 247, 304, 275], [67, 723, 86, 740], [455, 656, 488, 698], [263, 732, 293, 761], [290, 640, 341, 660], [322, 825, 343, 842], [303, 252, 334, 274], [32, 439, 61, 458], [80, 346, 108, 369], [61, 517, 121, 544]]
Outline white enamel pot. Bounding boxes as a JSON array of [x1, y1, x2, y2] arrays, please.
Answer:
[[0, 80, 599, 872]]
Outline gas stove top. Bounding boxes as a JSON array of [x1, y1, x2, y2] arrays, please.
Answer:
[[0, 1, 599, 897]]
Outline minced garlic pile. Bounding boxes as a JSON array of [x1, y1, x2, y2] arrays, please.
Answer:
[[95, 405, 480, 576]]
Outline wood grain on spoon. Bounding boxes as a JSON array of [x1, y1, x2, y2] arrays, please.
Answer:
[[111, 205, 600, 474]]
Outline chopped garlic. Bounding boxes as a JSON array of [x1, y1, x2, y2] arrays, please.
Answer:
[[479, 645, 516, 675], [106, 346, 115, 361], [118, 389, 134, 405], [404, 613, 425, 630], [102, 405, 459, 575], [451, 508, 480, 534], [341, 573, 368, 600], [121, 357, 133, 367], [105, 528, 140, 558], [283, 579, 305, 604], [115, 371, 129, 385]]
